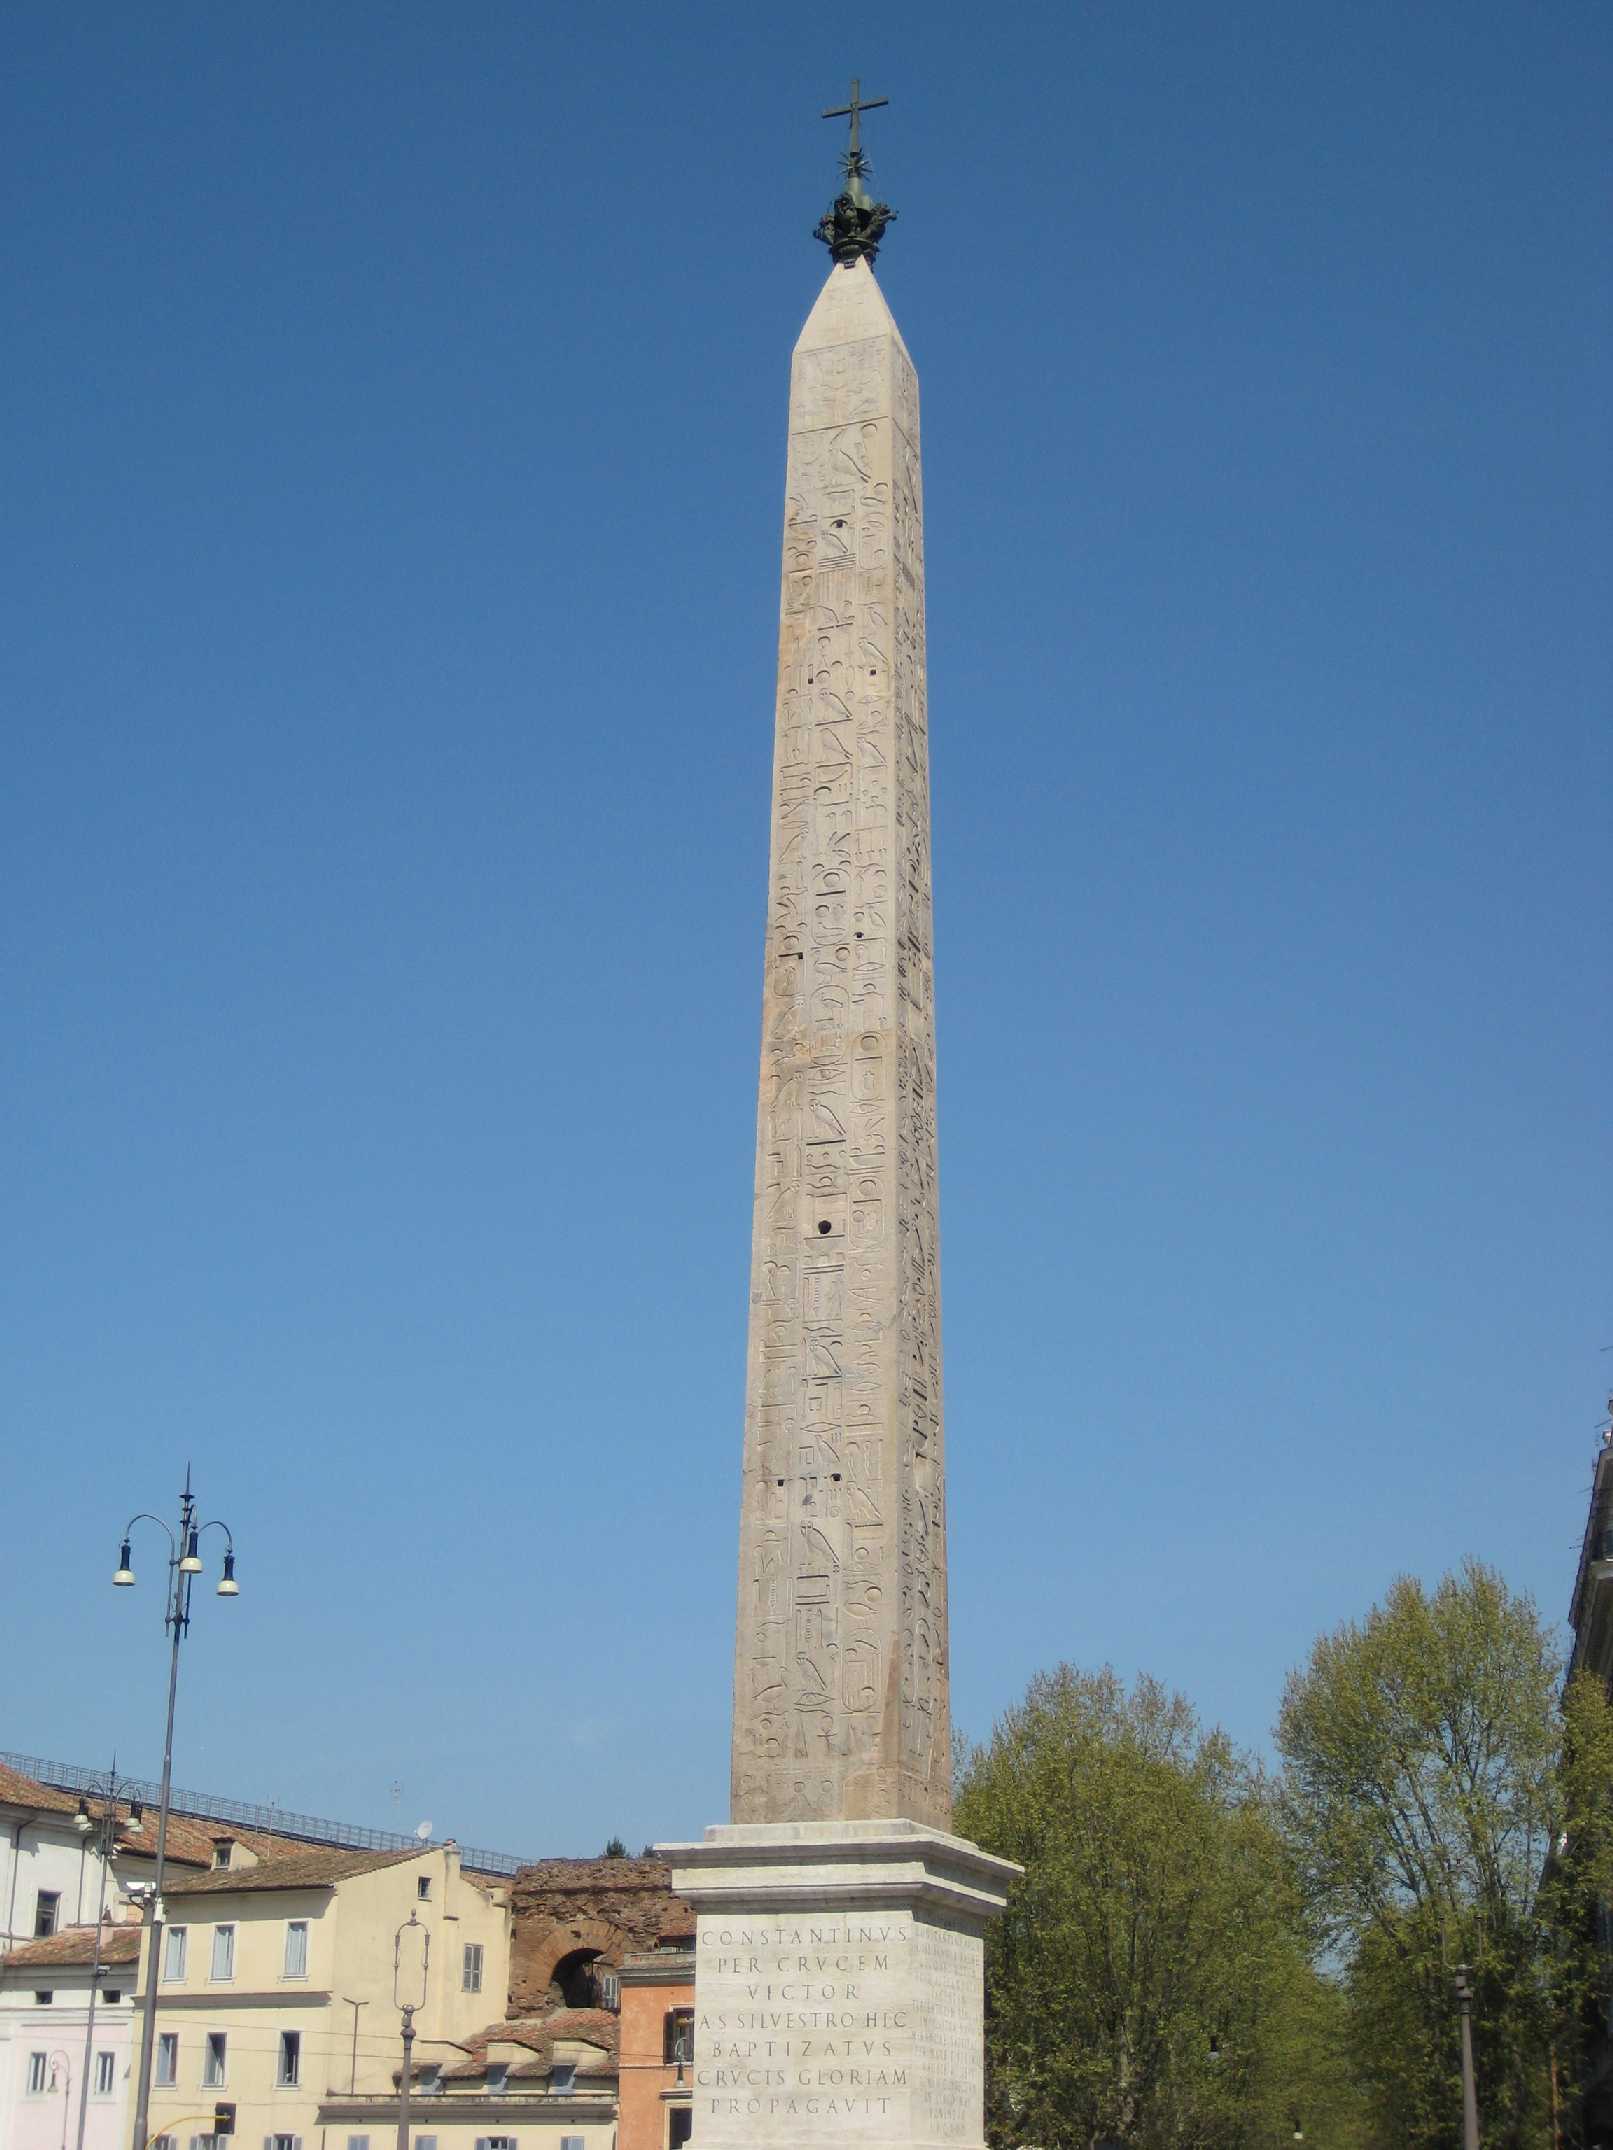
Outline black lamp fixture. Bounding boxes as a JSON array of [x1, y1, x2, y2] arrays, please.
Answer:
[[110, 1467, 241, 2150]]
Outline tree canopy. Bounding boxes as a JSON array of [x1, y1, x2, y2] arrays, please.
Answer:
[[1278, 1561, 1613, 2148], [953, 1569, 1613, 2150], [956, 1664, 1366, 2150]]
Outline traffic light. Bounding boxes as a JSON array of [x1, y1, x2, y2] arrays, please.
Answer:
[[212, 2103, 236, 2136]]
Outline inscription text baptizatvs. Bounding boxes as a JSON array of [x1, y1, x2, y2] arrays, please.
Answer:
[[694, 1913, 982, 2143]]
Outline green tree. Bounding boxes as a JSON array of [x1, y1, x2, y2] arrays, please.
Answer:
[[1539, 1667, 1613, 2142], [956, 1664, 1362, 2150], [1278, 1561, 1613, 2149], [601, 1834, 629, 1859]]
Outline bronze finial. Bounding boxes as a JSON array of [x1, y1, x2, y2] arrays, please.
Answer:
[[815, 77, 897, 266]]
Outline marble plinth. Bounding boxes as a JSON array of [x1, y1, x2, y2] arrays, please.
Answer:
[[660, 1820, 1019, 2150]]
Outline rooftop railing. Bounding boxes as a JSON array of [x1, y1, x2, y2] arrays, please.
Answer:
[[0, 1748, 532, 1877]]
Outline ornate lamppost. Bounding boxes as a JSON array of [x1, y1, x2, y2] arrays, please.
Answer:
[[112, 1469, 240, 2150], [71, 1767, 145, 2150], [393, 1910, 430, 2150], [48, 2050, 74, 2150]]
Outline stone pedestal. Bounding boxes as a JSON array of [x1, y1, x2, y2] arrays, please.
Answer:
[[660, 1820, 1018, 2150]]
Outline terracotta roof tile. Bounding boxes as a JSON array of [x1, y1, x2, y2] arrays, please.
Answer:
[[0, 1764, 84, 1818], [432, 2009, 621, 2078], [4, 1925, 142, 1970], [166, 1846, 423, 1896], [0, 1772, 310, 1871]]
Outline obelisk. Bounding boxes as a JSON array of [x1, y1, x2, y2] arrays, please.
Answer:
[[730, 110, 946, 1837], [663, 90, 1018, 2150]]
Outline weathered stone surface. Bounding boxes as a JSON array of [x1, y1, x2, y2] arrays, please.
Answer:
[[664, 1821, 1016, 2150], [507, 1857, 689, 2014], [732, 258, 948, 1830]]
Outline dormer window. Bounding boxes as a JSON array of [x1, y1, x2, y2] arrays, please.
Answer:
[[485, 2064, 509, 2093], [211, 1840, 233, 1869], [550, 2064, 576, 2094]]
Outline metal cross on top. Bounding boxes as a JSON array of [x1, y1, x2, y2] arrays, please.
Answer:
[[821, 77, 889, 158]]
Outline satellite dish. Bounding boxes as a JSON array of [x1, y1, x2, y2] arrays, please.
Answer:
[[415, 1822, 433, 1841]]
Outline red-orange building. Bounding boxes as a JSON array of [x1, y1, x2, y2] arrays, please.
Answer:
[[617, 1918, 694, 2150]]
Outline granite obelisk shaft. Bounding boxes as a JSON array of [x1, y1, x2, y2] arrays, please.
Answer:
[[731, 256, 948, 1830]]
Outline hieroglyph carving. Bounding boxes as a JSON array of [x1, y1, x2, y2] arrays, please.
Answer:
[[732, 260, 949, 1829]]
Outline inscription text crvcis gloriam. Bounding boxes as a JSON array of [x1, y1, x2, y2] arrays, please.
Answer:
[[694, 1913, 979, 2135]]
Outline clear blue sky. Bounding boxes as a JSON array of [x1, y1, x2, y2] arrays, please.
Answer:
[[3, 1, 1607, 1859]]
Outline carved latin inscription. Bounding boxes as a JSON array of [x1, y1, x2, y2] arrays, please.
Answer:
[[733, 260, 949, 1829], [693, 1912, 983, 2147]]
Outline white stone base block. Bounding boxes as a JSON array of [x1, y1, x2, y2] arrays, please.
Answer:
[[659, 1820, 1019, 2150]]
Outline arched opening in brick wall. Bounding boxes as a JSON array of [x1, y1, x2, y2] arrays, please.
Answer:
[[551, 1945, 608, 2009], [516, 1914, 628, 2013]]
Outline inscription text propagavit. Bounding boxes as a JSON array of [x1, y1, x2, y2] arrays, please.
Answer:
[[695, 1911, 981, 2141], [732, 260, 950, 1831]]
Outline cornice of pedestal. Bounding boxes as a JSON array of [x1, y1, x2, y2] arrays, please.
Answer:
[[656, 1819, 1020, 1927]]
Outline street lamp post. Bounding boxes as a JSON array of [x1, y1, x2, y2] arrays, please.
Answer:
[[50, 2051, 74, 2150], [393, 1911, 430, 2150], [71, 1770, 145, 2150], [113, 1469, 239, 2150], [1454, 1963, 1482, 2150]]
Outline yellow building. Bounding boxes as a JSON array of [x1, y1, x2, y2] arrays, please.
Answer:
[[134, 1843, 509, 2150]]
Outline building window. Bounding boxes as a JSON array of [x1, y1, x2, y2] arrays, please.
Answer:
[[104, 1989, 123, 2004], [418, 2065, 442, 2094], [416, 1875, 431, 1900], [663, 2007, 694, 2065], [668, 2108, 693, 2149], [474, 2138, 518, 2150], [151, 2137, 176, 2150], [27, 2052, 49, 2095], [156, 2033, 178, 2086], [485, 2064, 509, 2093], [278, 2030, 301, 2087], [414, 2138, 437, 2150], [562, 2137, 585, 2150], [35, 1891, 61, 1937], [211, 1839, 233, 1869], [284, 1920, 309, 1978], [95, 2051, 116, 2096], [266, 2138, 301, 2150], [164, 1927, 188, 1981], [549, 2064, 576, 2094], [462, 1941, 484, 1992], [34, 1990, 53, 2005], [347, 2138, 371, 2150], [203, 2031, 228, 2087], [210, 1924, 235, 1981]]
